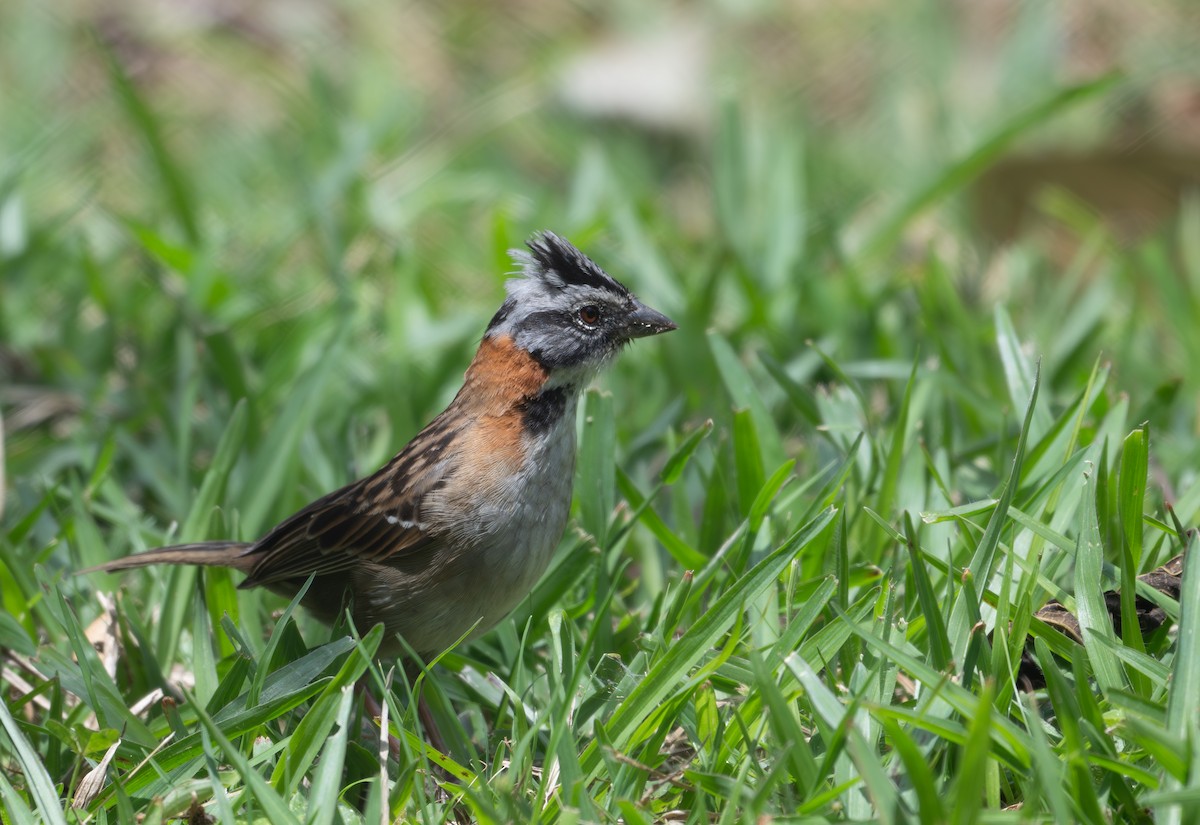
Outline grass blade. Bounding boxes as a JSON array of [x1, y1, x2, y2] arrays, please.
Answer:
[[0, 697, 68, 825], [1158, 530, 1200, 824], [858, 73, 1119, 261], [948, 362, 1040, 663], [99, 39, 200, 244], [191, 698, 302, 825], [710, 331, 786, 472], [903, 513, 951, 672], [578, 389, 617, 548], [1074, 466, 1125, 695], [577, 507, 837, 783]]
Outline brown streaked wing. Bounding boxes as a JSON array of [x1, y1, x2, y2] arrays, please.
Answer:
[[241, 501, 435, 587], [239, 418, 462, 587]]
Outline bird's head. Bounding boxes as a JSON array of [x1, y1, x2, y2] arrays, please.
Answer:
[[486, 232, 676, 386]]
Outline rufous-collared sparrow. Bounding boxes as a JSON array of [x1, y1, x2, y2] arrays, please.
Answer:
[[83, 231, 676, 662]]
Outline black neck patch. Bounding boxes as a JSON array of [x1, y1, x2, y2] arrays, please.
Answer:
[[518, 386, 572, 435]]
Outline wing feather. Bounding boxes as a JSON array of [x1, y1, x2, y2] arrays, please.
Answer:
[[238, 417, 461, 587]]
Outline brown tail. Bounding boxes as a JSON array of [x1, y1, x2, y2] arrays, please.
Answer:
[[77, 541, 257, 576]]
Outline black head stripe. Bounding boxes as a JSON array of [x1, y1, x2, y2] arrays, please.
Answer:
[[526, 232, 631, 296], [487, 297, 515, 331]]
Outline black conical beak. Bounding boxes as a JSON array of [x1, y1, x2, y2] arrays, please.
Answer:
[[624, 300, 677, 339]]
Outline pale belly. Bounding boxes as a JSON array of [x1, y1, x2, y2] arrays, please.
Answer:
[[360, 405, 577, 658]]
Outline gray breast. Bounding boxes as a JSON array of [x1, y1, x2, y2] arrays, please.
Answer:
[[475, 397, 578, 606], [373, 397, 579, 656]]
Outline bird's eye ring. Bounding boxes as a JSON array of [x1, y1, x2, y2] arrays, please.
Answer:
[[578, 305, 601, 326]]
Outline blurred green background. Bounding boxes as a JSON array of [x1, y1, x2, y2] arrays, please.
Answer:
[[4, 1, 1200, 516], [5, 1, 1200, 820], [4, 1, 1200, 477]]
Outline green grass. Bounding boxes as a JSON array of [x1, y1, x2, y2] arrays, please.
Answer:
[[5, 3, 1200, 823]]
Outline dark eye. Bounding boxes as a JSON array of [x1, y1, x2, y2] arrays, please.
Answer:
[[578, 305, 601, 326]]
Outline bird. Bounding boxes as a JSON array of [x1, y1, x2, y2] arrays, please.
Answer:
[[82, 231, 676, 670]]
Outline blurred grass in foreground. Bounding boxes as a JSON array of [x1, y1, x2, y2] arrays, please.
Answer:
[[4, 2, 1200, 822]]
